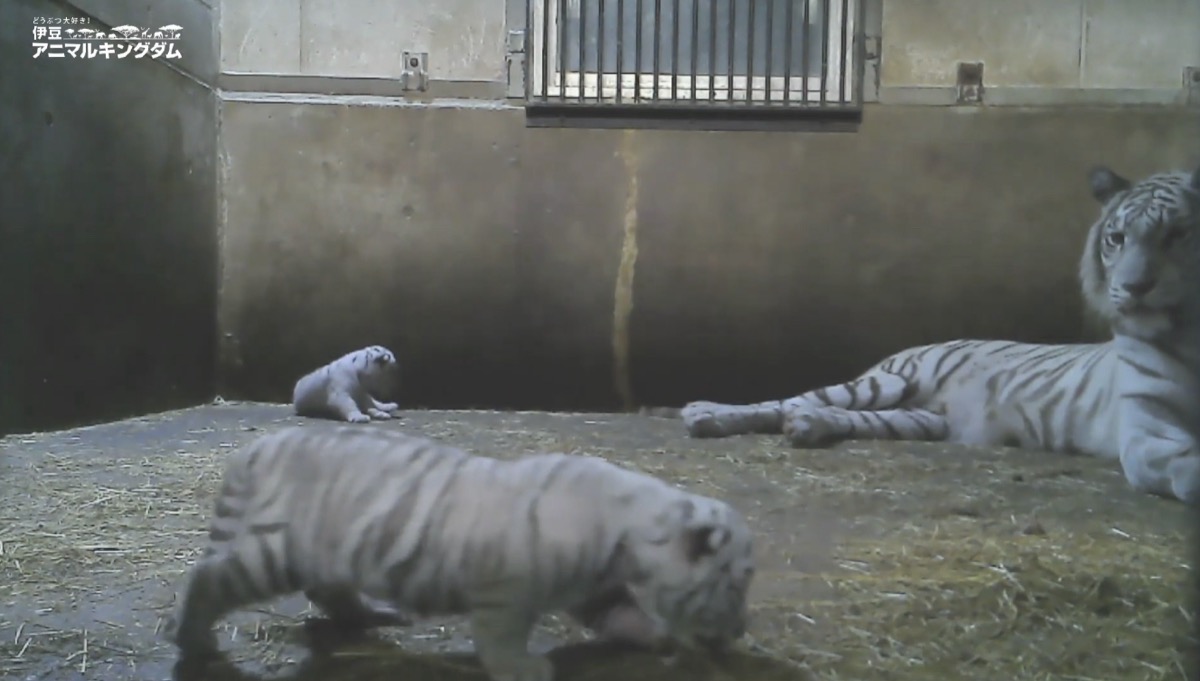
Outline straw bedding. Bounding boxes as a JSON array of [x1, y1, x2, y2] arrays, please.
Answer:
[[0, 402, 1192, 680]]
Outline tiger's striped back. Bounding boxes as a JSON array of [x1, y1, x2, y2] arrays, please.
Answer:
[[167, 425, 755, 680]]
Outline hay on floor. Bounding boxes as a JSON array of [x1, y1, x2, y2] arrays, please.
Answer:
[[0, 407, 1192, 681]]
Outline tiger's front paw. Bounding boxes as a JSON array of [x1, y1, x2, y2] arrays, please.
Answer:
[[680, 401, 724, 438], [345, 412, 371, 424], [782, 409, 834, 448], [481, 652, 554, 681], [366, 408, 394, 420], [374, 401, 399, 413]]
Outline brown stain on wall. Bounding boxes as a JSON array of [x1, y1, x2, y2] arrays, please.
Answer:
[[612, 129, 641, 412]]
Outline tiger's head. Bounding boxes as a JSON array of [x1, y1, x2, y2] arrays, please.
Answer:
[[621, 495, 755, 653], [357, 345, 399, 390], [355, 345, 397, 372], [1080, 163, 1200, 339]]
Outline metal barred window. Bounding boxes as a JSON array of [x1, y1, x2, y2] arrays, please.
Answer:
[[525, 0, 863, 127]]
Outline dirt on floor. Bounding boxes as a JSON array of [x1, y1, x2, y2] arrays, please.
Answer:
[[0, 403, 1194, 681]]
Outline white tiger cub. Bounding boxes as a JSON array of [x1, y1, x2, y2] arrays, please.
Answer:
[[292, 345, 401, 423], [676, 163, 1200, 505], [166, 426, 755, 681]]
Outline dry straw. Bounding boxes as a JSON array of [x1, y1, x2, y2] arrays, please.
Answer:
[[1, 411, 1193, 681]]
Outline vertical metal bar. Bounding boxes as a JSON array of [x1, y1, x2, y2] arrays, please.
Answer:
[[852, 0, 865, 107], [764, 0, 774, 103], [558, 0, 569, 101], [782, 0, 794, 103], [689, 0, 699, 102], [579, 0, 588, 102], [708, 0, 717, 100], [800, 0, 811, 104], [598, 0, 606, 101], [726, 0, 735, 102], [671, 0, 680, 102], [635, 0, 643, 101], [746, 0, 755, 104], [839, 0, 849, 103], [653, 0, 662, 101], [819, 0, 830, 104], [541, 0, 551, 99], [617, 0, 625, 102]]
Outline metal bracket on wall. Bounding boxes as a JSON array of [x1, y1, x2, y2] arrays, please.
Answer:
[[506, 29, 527, 99], [1186, 67, 1200, 107], [400, 51, 429, 92], [862, 34, 882, 100], [956, 62, 984, 105]]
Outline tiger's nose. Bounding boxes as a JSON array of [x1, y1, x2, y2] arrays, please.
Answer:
[[1122, 278, 1156, 297]]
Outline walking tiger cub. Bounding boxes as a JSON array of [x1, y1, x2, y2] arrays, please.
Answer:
[[166, 426, 755, 681], [292, 345, 401, 423], [677, 163, 1200, 505]]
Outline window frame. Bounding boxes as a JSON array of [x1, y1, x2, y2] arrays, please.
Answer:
[[524, 0, 865, 128]]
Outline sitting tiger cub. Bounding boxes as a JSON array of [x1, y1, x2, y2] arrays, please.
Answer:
[[166, 426, 755, 681], [291, 345, 401, 423]]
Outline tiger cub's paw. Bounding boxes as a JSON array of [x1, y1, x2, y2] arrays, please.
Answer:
[[164, 619, 220, 662], [591, 602, 665, 650]]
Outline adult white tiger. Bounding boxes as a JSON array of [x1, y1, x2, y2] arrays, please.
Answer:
[[292, 345, 401, 423], [166, 425, 755, 681], [677, 163, 1200, 505]]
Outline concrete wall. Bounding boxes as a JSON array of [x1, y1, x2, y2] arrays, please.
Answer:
[[217, 100, 1199, 410], [880, 0, 1200, 104], [0, 0, 218, 435], [220, 0, 505, 81], [214, 0, 1200, 411]]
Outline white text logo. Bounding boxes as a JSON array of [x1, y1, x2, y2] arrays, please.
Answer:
[[32, 19, 183, 60]]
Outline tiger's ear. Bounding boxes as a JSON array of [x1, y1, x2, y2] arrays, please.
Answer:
[[682, 524, 731, 563], [1088, 165, 1131, 204]]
